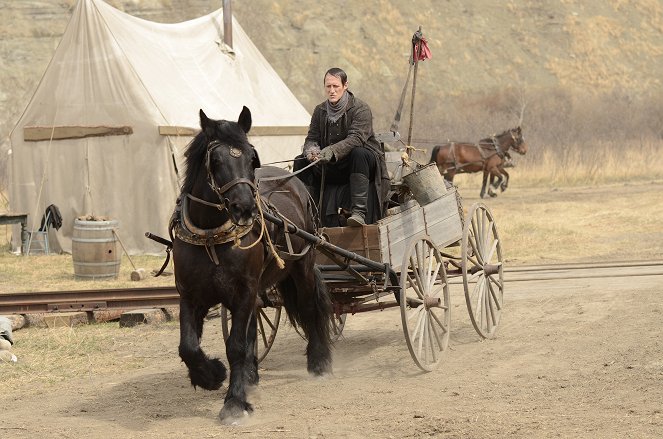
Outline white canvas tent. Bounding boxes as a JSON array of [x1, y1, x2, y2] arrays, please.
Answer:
[[9, 0, 310, 254]]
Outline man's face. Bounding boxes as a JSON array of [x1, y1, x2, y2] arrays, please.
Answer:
[[324, 74, 348, 104]]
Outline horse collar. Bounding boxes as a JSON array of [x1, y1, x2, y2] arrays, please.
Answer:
[[172, 195, 255, 264]]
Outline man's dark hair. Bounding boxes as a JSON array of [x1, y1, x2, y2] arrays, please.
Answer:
[[324, 67, 347, 85]]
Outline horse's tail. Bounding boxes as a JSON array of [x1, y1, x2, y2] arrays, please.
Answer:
[[280, 265, 333, 374], [280, 266, 332, 344], [429, 144, 440, 164]]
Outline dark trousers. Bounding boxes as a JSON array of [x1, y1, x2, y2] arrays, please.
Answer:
[[294, 147, 379, 227], [293, 147, 376, 187]]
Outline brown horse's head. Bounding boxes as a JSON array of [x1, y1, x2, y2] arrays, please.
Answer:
[[509, 126, 528, 155]]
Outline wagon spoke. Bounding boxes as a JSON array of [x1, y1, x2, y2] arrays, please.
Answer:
[[487, 277, 502, 311], [474, 275, 485, 323], [418, 312, 428, 361], [487, 273, 502, 289], [426, 319, 438, 363], [484, 283, 494, 331], [257, 310, 268, 347], [481, 217, 492, 259], [425, 247, 435, 293], [409, 255, 424, 295], [222, 304, 281, 364], [258, 307, 278, 332], [430, 310, 449, 333], [485, 230, 498, 263], [407, 272, 425, 302], [428, 261, 442, 294], [471, 217, 483, 257], [468, 233, 484, 265]]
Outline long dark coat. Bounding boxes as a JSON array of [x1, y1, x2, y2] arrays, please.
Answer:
[[303, 92, 390, 213]]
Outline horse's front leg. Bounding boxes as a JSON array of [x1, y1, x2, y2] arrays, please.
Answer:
[[179, 297, 227, 390], [500, 169, 510, 192], [220, 287, 257, 424], [480, 170, 490, 198]]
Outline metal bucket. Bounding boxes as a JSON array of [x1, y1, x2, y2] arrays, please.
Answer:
[[402, 162, 447, 206], [72, 219, 121, 279]]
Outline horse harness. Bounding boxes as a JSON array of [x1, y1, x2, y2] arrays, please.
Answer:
[[444, 130, 519, 172], [166, 139, 312, 267]]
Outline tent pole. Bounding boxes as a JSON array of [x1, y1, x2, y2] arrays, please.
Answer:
[[223, 0, 233, 48]]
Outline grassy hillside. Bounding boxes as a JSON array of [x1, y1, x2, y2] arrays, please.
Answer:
[[1, 0, 662, 189]]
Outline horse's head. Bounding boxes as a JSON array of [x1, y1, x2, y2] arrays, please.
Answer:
[[508, 126, 528, 155], [198, 106, 261, 226]]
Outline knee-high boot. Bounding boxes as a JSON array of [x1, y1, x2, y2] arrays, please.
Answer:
[[348, 173, 369, 227]]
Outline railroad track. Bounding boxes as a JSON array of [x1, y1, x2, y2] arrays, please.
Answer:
[[1, 260, 663, 315]]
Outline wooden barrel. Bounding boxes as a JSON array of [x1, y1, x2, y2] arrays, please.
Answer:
[[72, 219, 121, 279]]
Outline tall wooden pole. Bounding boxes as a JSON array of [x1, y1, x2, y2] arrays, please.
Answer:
[[407, 26, 422, 148], [223, 0, 232, 48]]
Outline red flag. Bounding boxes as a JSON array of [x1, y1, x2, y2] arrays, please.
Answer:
[[412, 30, 432, 62]]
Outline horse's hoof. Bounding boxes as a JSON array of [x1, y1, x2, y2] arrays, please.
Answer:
[[219, 400, 253, 425], [489, 192, 497, 198], [188, 357, 227, 390]]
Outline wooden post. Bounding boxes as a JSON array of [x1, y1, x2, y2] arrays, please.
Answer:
[[223, 0, 233, 49], [407, 26, 422, 149]]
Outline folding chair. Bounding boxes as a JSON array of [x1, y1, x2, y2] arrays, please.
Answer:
[[23, 211, 52, 255]]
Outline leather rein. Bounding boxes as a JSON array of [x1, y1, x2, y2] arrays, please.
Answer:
[[167, 139, 310, 268]]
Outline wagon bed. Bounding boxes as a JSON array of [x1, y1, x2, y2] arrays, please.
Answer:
[[222, 179, 505, 372]]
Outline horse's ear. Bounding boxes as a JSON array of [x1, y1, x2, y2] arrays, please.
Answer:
[[238, 106, 252, 134], [199, 109, 215, 136], [252, 147, 261, 169]]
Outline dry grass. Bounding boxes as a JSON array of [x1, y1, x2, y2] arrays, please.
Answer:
[[1, 322, 179, 394], [2, 138, 663, 291]]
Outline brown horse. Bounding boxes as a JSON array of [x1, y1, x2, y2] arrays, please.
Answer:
[[429, 127, 528, 198]]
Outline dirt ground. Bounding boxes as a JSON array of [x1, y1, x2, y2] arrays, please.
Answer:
[[2, 184, 663, 439]]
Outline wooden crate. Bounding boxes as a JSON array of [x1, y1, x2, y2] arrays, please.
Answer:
[[315, 187, 463, 272], [378, 187, 463, 271]]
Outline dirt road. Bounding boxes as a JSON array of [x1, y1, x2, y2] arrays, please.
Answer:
[[2, 263, 662, 438]]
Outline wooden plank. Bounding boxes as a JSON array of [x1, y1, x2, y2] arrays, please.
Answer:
[[378, 187, 463, 270], [422, 192, 463, 248], [24, 126, 132, 141], [158, 126, 198, 136], [315, 226, 382, 266], [159, 125, 308, 137]]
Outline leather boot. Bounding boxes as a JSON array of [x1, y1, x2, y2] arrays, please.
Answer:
[[347, 173, 369, 227]]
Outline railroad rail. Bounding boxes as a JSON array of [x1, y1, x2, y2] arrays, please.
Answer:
[[1, 260, 662, 315]]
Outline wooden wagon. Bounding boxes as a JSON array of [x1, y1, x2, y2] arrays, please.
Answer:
[[221, 169, 505, 372]]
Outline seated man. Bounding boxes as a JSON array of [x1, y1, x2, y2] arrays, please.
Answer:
[[293, 67, 389, 227]]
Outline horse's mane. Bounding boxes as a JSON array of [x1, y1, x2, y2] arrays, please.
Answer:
[[181, 120, 247, 195], [479, 127, 516, 144]]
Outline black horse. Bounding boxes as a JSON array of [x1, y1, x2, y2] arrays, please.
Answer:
[[172, 107, 332, 424]]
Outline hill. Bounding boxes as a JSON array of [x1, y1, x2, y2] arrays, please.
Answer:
[[1, 0, 662, 185]]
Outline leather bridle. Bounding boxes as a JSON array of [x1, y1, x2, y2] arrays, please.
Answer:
[[186, 139, 258, 215]]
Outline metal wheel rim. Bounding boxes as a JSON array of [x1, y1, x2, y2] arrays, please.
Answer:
[[221, 305, 282, 363], [400, 234, 451, 372], [461, 203, 504, 339]]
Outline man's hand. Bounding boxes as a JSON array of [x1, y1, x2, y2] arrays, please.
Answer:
[[318, 147, 334, 164], [305, 146, 321, 162]]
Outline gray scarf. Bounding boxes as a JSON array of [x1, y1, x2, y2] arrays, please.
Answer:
[[325, 91, 349, 123]]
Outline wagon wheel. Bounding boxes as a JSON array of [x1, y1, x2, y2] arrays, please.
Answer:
[[293, 312, 346, 342], [221, 302, 281, 364], [462, 203, 504, 339], [400, 235, 451, 372]]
